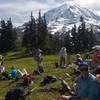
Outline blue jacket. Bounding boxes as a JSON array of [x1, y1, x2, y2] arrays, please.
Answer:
[[77, 73, 100, 100], [8, 69, 18, 78], [75, 57, 82, 65]]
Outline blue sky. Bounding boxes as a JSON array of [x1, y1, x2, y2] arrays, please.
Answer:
[[0, 0, 100, 26]]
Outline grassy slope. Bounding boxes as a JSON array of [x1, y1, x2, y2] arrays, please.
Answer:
[[0, 51, 78, 100]]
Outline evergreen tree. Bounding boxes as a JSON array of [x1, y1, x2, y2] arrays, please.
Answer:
[[0, 18, 17, 53], [6, 18, 17, 50], [22, 25, 30, 52], [71, 24, 80, 53], [22, 12, 37, 52], [29, 12, 38, 50], [64, 31, 72, 53], [71, 16, 97, 53], [87, 27, 97, 50], [0, 19, 6, 52], [37, 11, 49, 50]]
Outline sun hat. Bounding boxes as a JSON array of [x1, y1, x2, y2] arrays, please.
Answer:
[[76, 54, 81, 57]]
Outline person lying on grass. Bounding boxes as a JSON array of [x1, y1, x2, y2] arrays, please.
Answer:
[[58, 62, 100, 100], [8, 66, 18, 79]]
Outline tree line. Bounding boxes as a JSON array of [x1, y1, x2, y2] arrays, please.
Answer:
[[0, 18, 17, 53], [0, 11, 98, 54]]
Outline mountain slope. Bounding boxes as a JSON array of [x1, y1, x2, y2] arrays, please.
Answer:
[[44, 3, 100, 34]]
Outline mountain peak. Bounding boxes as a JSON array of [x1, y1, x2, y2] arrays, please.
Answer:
[[44, 3, 100, 34]]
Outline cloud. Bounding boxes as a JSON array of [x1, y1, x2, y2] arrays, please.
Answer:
[[74, 0, 100, 11], [0, 0, 100, 27], [75, 0, 94, 6], [94, 11, 100, 16], [0, 1, 49, 11], [91, 1, 100, 11], [0, 0, 51, 25], [73, 0, 100, 17]]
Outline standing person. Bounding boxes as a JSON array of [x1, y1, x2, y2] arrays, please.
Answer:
[[58, 62, 100, 100], [59, 47, 67, 67], [33, 49, 43, 71]]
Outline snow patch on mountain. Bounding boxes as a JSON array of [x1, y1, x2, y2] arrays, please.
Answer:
[[44, 3, 100, 34]]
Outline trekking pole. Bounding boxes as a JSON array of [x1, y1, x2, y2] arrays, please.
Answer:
[[30, 87, 37, 93], [26, 87, 37, 96]]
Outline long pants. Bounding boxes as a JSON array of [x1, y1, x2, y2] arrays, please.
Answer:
[[60, 56, 66, 66]]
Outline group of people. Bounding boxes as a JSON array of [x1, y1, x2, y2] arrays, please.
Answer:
[[58, 62, 100, 100], [57, 46, 100, 100], [33, 47, 100, 100], [1, 46, 100, 100]]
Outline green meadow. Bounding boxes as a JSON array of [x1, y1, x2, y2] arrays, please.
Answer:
[[0, 51, 78, 100]]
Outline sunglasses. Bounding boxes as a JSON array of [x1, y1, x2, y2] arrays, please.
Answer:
[[80, 68, 88, 72]]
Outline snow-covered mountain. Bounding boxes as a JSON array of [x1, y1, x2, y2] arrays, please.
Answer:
[[44, 3, 100, 34]]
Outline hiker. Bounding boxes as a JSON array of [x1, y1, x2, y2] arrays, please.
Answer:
[[5, 87, 36, 100], [75, 54, 82, 65], [33, 49, 43, 71], [59, 47, 67, 67], [22, 73, 32, 88], [74, 54, 83, 73], [8, 66, 18, 79], [0, 62, 5, 74], [84, 52, 91, 60], [0, 55, 3, 65], [58, 62, 100, 100], [89, 49, 100, 69]]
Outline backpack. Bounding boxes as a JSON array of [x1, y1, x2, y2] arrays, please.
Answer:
[[40, 75, 57, 86], [33, 70, 40, 75], [22, 75, 32, 87], [2, 72, 10, 79], [5, 87, 27, 100]]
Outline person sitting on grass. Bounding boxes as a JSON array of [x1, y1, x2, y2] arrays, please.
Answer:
[[0, 55, 5, 74], [8, 66, 18, 79], [74, 54, 83, 73], [75, 54, 83, 65], [58, 62, 100, 100], [0, 62, 5, 74], [22, 73, 32, 88], [0, 55, 3, 65]]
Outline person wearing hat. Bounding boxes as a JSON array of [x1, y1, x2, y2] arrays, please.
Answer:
[[75, 54, 82, 65], [33, 49, 43, 70], [58, 62, 100, 100], [74, 54, 83, 73]]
